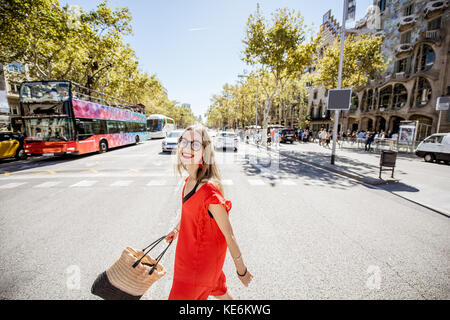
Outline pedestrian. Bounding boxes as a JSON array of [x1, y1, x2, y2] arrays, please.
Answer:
[[273, 129, 279, 149], [325, 131, 331, 148], [320, 129, 327, 146], [365, 131, 375, 152], [166, 124, 253, 300], [357, 130, 366, 148]]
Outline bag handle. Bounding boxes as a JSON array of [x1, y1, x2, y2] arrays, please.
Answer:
[[132, 235, 173, 275]]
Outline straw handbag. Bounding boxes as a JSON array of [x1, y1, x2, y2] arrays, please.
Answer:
[[91, 235, 172, 300]]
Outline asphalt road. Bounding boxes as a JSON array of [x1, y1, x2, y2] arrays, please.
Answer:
[[0, 139, 449, 300]]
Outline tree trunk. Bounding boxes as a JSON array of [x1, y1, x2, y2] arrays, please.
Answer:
[[262, 98, 271, 147]]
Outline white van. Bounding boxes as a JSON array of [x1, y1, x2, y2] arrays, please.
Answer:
[[415, 133, 450, 164]]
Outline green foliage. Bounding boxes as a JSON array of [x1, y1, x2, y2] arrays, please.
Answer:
[[0, 0, 195, 125], [312, 34, 387, 89]]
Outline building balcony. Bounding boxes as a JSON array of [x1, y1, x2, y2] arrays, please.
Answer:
[[418, 29, 444, 45], [394, 43, 414, 58], [398, 14, 418, 32], [424, 1, 449, 20], [393, 72, 410, 81]]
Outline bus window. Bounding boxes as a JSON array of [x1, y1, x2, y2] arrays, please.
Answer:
[[117, 121, 125, 133], [107, 121, 118, 134]]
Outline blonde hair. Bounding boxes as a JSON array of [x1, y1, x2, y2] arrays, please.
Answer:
[[175, 124, 224, 195]]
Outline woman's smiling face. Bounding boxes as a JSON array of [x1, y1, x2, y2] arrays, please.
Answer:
[[179, 129, 203, 166]]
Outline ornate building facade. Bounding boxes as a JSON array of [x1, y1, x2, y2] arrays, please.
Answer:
[[308, 0, 450, 138]]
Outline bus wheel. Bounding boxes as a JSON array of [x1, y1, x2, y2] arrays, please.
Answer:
[[135, 135, 140, 144], [99, 140, 108, 153]]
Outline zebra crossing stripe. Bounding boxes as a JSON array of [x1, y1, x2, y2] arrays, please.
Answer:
[[0, 182, 27, 189], [248, 179, 265, 186], [281, 179, 297, 186], [110, 180, 133, 187], [222, 179, 233, 185], [33, 181, 62, 188], [147, 180, 167, 186], [69, 180, 98, 187]]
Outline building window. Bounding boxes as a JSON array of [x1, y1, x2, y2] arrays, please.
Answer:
[[367, 89, 374, 111], [400, 30, 412, 44], [395, 56, 413, 73], [379, 0, 386, 12], [392, 84, 408, 110], [361, 90, 368, 112], [414, 44, 435, 72], [379, 85, 392, 109], [350, 93, 359, 111], [404, 3, 414, 16], [428, 17, 441, 31], [313, 90, 318, 100], [10, 105, 19, 115], [414, 77, 432, 108]]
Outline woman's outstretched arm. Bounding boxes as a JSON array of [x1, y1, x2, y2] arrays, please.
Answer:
[[209, 203, 254, 287]]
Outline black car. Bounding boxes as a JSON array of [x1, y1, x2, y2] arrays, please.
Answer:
[[280, 128, 295, 143]]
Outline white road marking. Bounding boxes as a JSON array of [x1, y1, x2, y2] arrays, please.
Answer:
[[222, 179, 234, 185], [0, 182, 27, 189], [147, 180, 167, 186], [69, 180, 98, 187], [0, 172, 173, 180], [248, 179, 265, 186], [281, 179, 297, 186], [33, 181, 62, 188], [110, 180, 133, 187]]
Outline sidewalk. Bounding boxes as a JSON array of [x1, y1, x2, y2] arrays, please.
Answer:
[[253, 141, 450, 217]]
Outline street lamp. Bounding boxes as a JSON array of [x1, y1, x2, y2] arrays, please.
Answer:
[[330, 1, 384, 165]]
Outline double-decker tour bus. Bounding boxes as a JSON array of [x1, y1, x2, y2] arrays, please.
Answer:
[[18, 80, 148, 156]]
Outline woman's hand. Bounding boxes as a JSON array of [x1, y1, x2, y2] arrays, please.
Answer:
[[237, 267, 254, 287], [165, 229, 179, 243]]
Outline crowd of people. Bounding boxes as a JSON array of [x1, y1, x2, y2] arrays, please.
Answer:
[[296, 128, 399, 152], [240, 127, 399, 153]]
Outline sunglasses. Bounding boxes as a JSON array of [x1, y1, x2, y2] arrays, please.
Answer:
[[179, 137, 203, 151]]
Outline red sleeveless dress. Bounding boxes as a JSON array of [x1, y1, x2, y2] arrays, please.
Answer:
[[168, 177, 232, 300]]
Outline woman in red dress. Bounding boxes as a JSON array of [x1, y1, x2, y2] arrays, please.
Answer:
[[165, 124, 253, 300]]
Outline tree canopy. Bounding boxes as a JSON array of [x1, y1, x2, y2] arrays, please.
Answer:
[[0, 0, 195, 125]]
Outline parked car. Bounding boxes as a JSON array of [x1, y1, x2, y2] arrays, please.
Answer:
[[161, 129, 184, 153], [415, 133, 450, 164], [214, 132, 239, 152], [0, 131, 27, 160], [280, 128, 295, 144]]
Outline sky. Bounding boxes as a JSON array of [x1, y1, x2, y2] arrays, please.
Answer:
[[63, 0, 373, 119]]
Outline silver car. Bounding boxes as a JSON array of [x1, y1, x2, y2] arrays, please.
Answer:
[[162, 130, 183, 153], [214, 132, 239, 152]]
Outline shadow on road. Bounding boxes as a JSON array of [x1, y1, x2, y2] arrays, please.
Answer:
[[239, 150, 357, 190], [377, 181, 420, 193], [0, 143, 140, 174]]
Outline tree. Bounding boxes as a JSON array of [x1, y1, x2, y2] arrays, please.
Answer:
[[312, 33, 387, 90], [0, 0, 188, 121], [242, 5, 317, 145]]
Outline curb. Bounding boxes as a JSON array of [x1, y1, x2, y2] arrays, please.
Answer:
[[246, 142, 449, 218], [279, 150, 396, 186]]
